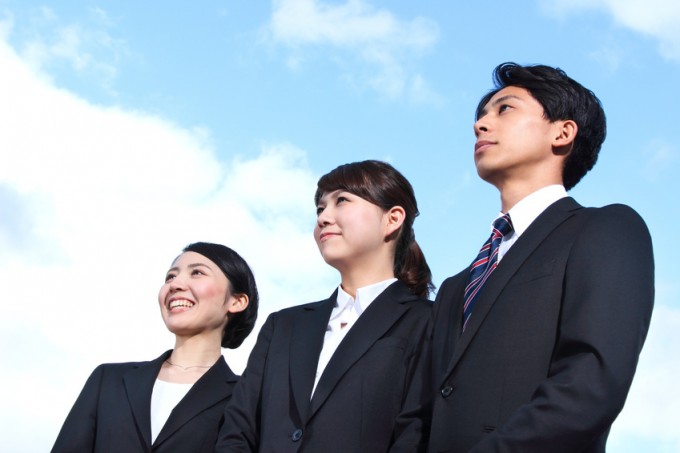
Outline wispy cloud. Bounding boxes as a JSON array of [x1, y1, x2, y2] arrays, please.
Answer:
[[587, 44, 625, 73], [542, 0, 680, 62], [0, 33, 334, 451], [265, 0, 440, 102], [643, 139, 677, 180], [8, 6, 128, 95]]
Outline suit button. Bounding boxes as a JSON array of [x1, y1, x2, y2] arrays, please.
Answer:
[[291, 428, 303, 442], [441, 385, 453, 398]]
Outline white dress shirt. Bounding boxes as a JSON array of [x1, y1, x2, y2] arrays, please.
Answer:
[[496, 185, 568, 262], [311, 278, 397, 396]]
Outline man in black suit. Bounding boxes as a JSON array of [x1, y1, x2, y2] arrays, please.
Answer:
[[428, 62, 654, 452]]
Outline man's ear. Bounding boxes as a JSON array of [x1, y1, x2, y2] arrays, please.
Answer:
[[384, 206, 406, 239], [227, 293, 249, 313], [552, 119, 577, 156]]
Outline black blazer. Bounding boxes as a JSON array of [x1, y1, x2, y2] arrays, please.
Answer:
[[428, 198, 654, 453], [217, 280, 433, 453], [52, 350, 238, 453]]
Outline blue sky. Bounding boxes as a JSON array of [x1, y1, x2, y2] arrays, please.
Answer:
[[0, 1, 678, 451]]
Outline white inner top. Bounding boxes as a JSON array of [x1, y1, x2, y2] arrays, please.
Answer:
[[150, 378, 193, 443]]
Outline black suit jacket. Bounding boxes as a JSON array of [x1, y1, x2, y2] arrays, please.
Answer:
[[428, 198, 654, 453], [216, 280, 433, 453], [52, 350, 238, 453]]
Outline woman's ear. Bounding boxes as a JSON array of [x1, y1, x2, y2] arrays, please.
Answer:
[[227, 293, 249, 313], [384, 206, 406, 239]]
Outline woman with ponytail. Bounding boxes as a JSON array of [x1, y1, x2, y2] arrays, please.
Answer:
[[218, 160, 434, 452]]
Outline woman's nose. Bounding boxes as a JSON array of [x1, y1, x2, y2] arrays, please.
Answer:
[[317, 207, 333, 227], [168, 275, 187, 292]]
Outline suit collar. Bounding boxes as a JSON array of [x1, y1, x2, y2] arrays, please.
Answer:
[[123, 350, 171, 447], [153, 355, 237, 447], [289, 295, 337, 423], [307, 281, 417, 420], [443, 197, 582, 380]]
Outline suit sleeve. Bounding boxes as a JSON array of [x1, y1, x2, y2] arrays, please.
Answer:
[[216, 314, 275, 452], [51, 365, 105, 453], [390, 313, 434, 453], [472, 204, 655, 452]]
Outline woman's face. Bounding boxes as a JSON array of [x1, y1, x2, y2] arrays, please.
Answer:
[[158, 251, 243, 339], [314, 190, 397, 272]]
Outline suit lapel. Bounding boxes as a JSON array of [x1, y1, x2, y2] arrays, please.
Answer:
[[432, 271, 467, 382], [289, 296, 335, 423], [308, 281, 415, 420], [153, 356, 238, 447], [122, 350, 171, 448], [443, 198, 582, 380]]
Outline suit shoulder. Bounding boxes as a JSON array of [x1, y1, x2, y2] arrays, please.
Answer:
[[582, 203, 650, 235], [436, 269, 468, 296], [439, 270, 467, 287], [92, 357, 158, 375], [272, 298, 329, 317], [406, 296, 434, 313]]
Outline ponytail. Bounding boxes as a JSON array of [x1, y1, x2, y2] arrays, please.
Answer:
[[394, 227, 434, 299]]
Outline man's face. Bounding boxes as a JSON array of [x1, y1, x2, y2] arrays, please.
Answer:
[[473, 86, 563, 187]]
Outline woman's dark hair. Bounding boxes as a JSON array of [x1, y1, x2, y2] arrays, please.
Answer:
[[182, 242, 259, 348], [314, 160, 434, 298], [475, 62, 607, 190]]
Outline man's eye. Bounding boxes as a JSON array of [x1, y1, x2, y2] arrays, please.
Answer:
[[499, 104, 511, 113], [337, 196, 348, 204]]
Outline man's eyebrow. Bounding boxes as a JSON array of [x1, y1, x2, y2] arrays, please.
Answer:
[[491, 94, 522, 106], [479, 94, 523, 118]]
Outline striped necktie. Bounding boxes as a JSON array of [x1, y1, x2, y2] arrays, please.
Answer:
[[462, 214, 514, 332]]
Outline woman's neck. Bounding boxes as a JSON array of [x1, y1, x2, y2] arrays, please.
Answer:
[[158, 334, 222, 384], [171, 334, 222, 365], [339, 261, 395, 298]]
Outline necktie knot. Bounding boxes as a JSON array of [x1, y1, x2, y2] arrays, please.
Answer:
[[493, 214, 513, 238]]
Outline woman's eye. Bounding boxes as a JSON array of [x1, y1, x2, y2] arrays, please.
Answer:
[[336, 196, 348, 204], [316, 205, 325, 216], [192, 269, 205, 276], [165, 274, 175, 283]]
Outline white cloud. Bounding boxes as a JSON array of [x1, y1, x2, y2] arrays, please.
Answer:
[[0, 33, 335, 451], [266, 0, 440, 101], [542, 0, 680, 62], [13, 6, 127, 95], [409, 73, 445, 106], [609, 303, 680, 450]]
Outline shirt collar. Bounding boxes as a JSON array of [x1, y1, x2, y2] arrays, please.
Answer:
[[501, 185, 568, 236], [334, 278, 397, 317]]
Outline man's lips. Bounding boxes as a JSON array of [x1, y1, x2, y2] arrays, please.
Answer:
[[475, 140, 495, 152]]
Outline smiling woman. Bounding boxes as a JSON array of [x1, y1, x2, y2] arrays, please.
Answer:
[[51, 242, 259, 453]]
